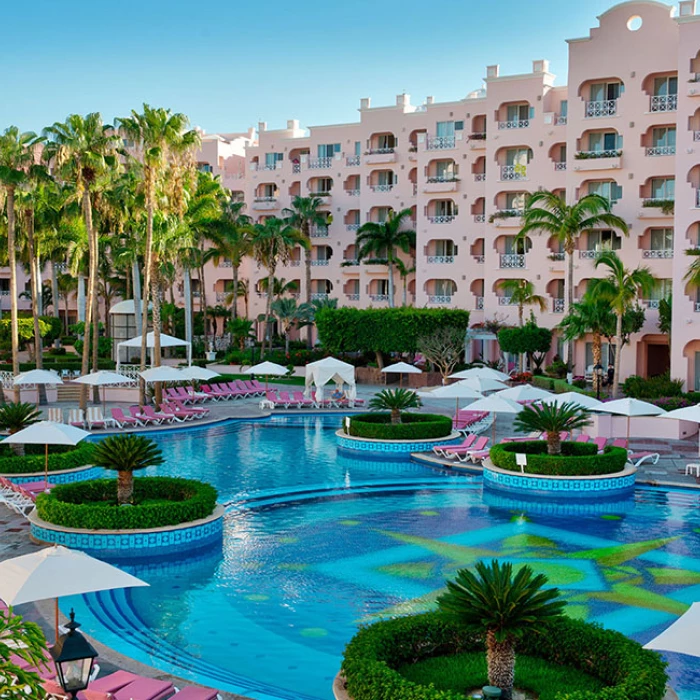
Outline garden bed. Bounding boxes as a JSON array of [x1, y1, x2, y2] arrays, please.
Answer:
[[341, 612, 667, 700], [0, 443, 95, 475], [347, 413, 452, 440]]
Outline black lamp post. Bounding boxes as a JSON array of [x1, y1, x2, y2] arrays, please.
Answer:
[[50, 609, 98, 699], [593, 363, 604, 401]]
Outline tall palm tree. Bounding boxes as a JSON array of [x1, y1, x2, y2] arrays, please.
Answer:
[[355, 208, 416, 308], [257, 276, 299, 300], [519, 191, 629, 372], [283, 196, 329, 346], [43, 114, 119, 409], [117, 105, 200, 404], [437, 560, 565, 700], [559, 295, 615, 395], [590, 250, 655, 397], [250, 217, 307, 356], [270, 298, 312, 354], [497, 279, 546, 327], [0, 128, 43, 400]]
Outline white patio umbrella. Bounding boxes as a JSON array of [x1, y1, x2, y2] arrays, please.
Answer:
[[661, 404, 700, 457], [381, 362, 422, 388], [449, 367, 511, 382], [418, 381, 484, 417], [457, 377, 509, 394], [496, 384, 553, 403], [538, 391, 604, 411], [177, 366, 221, 381], [1, 421, 90, 489], [245, 361, 288, 390], [139, 366, 185, 383], [594, 397, 666, 441], [0, 545, 148, 642], [72, 371, 134, 412], [13, 369, 63, 405], [644, 602, 700, 658], [460, 395, 522, 442]]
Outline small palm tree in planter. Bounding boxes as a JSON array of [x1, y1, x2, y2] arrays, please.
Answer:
[[513, 402, 591, 455], [92, 434, 164, 505], [0, 402, 41, 456], [437, 560, 565, 700], [368, 388, 422, 425]]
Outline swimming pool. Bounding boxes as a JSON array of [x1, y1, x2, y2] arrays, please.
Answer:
[[70, 416, 700, 700]]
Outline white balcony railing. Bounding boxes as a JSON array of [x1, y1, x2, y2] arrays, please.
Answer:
[[585, 99, 617, 118], [368, 147, 395, 155], [311, 293, 329, 300], [498, 296, 517, 306], [370, 184, 395, 192], [346, 155, 361, 166], [644, 299, 661, 309], [428, 215, 456, 224], [695, 302, 700, 313], [310, 259, 330, 266], [646, 145, 675, 156], [579, 250, 597, 259], [427, 255, 455, 264], [346, 223, 360, 232], [254, 196, 278, 203], [426, 135, 456, 150], [650, 94, 677, 112], [554, 115, 567, 125], [345, 293, 360, 301], [474, 255, 485, 264], [550, 252, 566, 261], [289, 260, 301, 267], [554, 161, 567, 171], [500, 164, 527, 181], [552, 298, 565, 313], [428, 295, 453, 304], [218, 260, 233, 268], [694, 131, 700, 142], [475, 296, 484, 310], [473, 214, 485, 223], [369, 294, 389, 302], [343, 258, 359, 266], [474, 173, 486, 182], [500, 254, 526, 268], [307, 157, 333, 169], [309, 226, 329, 238], [498, 119, 529, 130], [256, 162, 279, 171], [643, 249, 673, 259], [345, 189, 360, 196]]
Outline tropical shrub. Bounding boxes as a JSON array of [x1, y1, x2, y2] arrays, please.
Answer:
[[368, 388, 422, 424], [513, 403, 592, 455], [0, 443, 95, 475], [622, 373, 684, 399], [36, 477, 217, 530], [489, 442, 628, 476], [348, 413, 452, 440], [0, 403, 41, 457], [498, 324, 552, 369], [74, 335, 113, 359], [545, 360, 568, 379]]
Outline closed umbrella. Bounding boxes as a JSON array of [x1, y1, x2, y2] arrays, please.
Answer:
[[244, 361, 288, 390], [460, 395, 522, 442], [418, 381, 484, 417], [72, 371, 134, 412], [594, 398, 666, 441], [14, 369, 63, 406], [381, 362, 422, 388], [496, 384, 553, 403], [0, 545, 148, 641], [1, 421, 90, 489], [644, 602, 700, 657], [538, 391, 603, 411], [449, 367, 510, 382], [660, 405, 700, 457]]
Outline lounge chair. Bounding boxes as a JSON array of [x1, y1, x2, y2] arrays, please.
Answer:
[[0, 478, 35, 515], [278, 391, 298, 408], [292, 391, 315, 407], [628, 450, 661, 467], [86, 407, 114, 430], [244, 380, 264, 396], [111, 407, 141, 428], [81, 670, 139, 697], [200, 384, 227, 401], [234, 380, 253, 396], [574, 434, 591, 443], [140, 406, 174, 424], [433, 434, 478, 458], [111, 677, 174, 700], [68, 409, 86, 429], [47, 408, 64, 423], [169, 398, 209, 417], [171, 687, 221, 700], [129, 406, 160, 425], [175, 386, 208, 404], [502, 431, 542, 443], [159, 403, 192, 422], [460, 447, 491, 464], [611, 438, 628, 449], [592, 436, 608, 453], [250, 379, 266, 394], [212, 383, 237, 399], [265, 390, 288, 408], [449, 436, 490, 462]]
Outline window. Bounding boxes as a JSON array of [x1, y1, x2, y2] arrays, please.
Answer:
[[349, 210, 360, 224], [506, 104, 530, 122], [261, 184, 277, 198], [650, 228, 673, 251], [433, 280, 456, 296], [587, 229, 622, 251], [558, 144, 567, 161], [651, 178, 675, 200], [505, 192, 527, 210], [376, 171, 396, 186], [433, 240, 457, 256], [648, 279, 673, 300], [198, 163, 213, 173], [347, 279, 360, 295], [315, 246, 330, 261], [315, 178, 333, 193], [375, 207, 392, 223], [264, 152, 283, 167], [590, 82, 623, 101], [354, 141, 361, 156], [374, 280, 390, 296], [505, 148, 531, 165], [652, 127, 676, 148], [585, 342, 611, 368], [434, 200, 456, 216], [559, 100, 568, 117], [0, 279, 9, 293], [436, 121, 455, 138], [589, 132, 621, 151], [435, 160, 455, 179], [653, 76, 678, 96], [588, 181, 622, 203], [375, 134, 396, 150], [504, 236, 530, 254], [317, 143, 340, 158]]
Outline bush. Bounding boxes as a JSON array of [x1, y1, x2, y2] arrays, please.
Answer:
[[545, 360, 568, 379], [348, 413, 453, 440], [498, 325, 552, 357], [36, 476, 217, 530], [622, 373, 684, 399], [0, 443, 95, 475], [74, 336, 113, 359], [45, 346, 67, 356], [572, 378, 587, 389], [341, 612, 667, 700], [489, 441, 627, 476]]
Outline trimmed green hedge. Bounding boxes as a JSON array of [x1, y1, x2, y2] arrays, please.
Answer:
[[341, 612, 667, 700], [0, 360, 116, 372], [489, 441, 628, 476], [532, 375, 596, 397], [0, 443, 95, 476], [348, 413, 453, 440], [36, 477, 218, 530]]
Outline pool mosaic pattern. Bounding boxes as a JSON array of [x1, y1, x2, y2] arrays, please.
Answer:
[[68, 416, 700, 700]]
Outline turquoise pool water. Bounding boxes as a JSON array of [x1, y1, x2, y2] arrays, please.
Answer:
[[70, 416, 700, 700]]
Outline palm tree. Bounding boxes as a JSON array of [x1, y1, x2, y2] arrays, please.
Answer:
[[0, 402, 41, 456], [513, 402, 591, 455], [590, 250, 655, 397], [497, 279, 546, 327], [270, 298, 312, 354], [559, 295, 615, 396], [519, 192, 629, 371], [283, 196, 329, 346], [43, 114, 120, 409], [437, 560, 565, 699], [250, 217, 308, 356], [0, 127, 43, 400], [355, 208, 416, 308], [368, 388, 422, 425], [117, 105, 200, 403], [257, 276, 299, 300], [91, 434, 164, 505]]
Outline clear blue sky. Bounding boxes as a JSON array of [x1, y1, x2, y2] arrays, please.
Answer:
[[1, 0, 623, 135]]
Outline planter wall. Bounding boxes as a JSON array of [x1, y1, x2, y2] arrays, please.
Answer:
[[337, 429, 462, 456]]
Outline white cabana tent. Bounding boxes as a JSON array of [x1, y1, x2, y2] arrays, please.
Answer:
[[116, 332, 191, 370], [644, 602, 700, 657], [304, 357, 356, 402]]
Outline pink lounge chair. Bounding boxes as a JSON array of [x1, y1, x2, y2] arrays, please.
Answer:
[[448, 436, 490, 462], [175, 386, 207, 404], [201, 384, 226, 401], [224, 381, 246, 398], [21, 480, 55, 496], [433, 434, 478, 458], [171, 687, 220, 700], [141, 406, 174, 424], [159, 403, 190, 422], [111, 678, 174, 700], [611, 438, 628, 449], [111, 407, 141, 428], [575, 434, 591, 443], [628, 450, 660, 467], [251, 379, 266, 394], [234, 380, 251, 395], [293, 391, 315, 407], [278, 391, 298, 408], [266, 390, 287, 408], [80, 670, 139, 697], [129, 406, 159, 425], [592, 436, 608, 453], [464, 449, 491, 464], [244, 380, 264, 396], [170, 398, 209, 417]]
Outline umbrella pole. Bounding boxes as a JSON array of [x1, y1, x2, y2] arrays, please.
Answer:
[[627, 416, 630, 445], [44, 443, 49, 490], [492, 414, 497, 444], [103, 385, 106, 415], [55, 598, 59, 644]]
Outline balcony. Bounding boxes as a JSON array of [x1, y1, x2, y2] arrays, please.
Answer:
[[554, 161, 567, 171], [346, 223, 360, 232], [426, 135, 456, 150], [345, 189, 360, 197], [498, 120, 529, 130], [640, 199, 675, 217], [343, 258, 359, 266], [426, 255, 455, 264], [310, 259, 330, 266], [369, 294, 389, 303], [365, 148, 396, 165], [554, 115, 567, 126], [311, 292, 329, 301], [292, 163, 301, 174], [695, 302, 700, 313], [346, 155, 361, 166], [345, 293, 360, 301], [369, 184, 395, 193], [473, 255, 485, 264], [646, 145, 675, 157], [642, 249, 673, 259], [643, 299, 662, 309], [474, 173, 486, 182], [469, 134, 487, 150], [579, 250, 598, 259], [252, 196, 279, 210], [552, 298, 565, 313], [500, 165, 527, 181], [498, 296, 517, 306], [424, 177, 459, 194], [218, 260, 232, 268], [585, 100, 617, 118], [650, 94, 677, 112], [428, 214, 457, 224], [256, 162, 280, 171], [694, 131, 700, 142], [473, 214, 486, 223], [573, 150, 622, 171], [500, 254, 526, 269], [289, 259, 301, 267], [428, 295, 452, 304], [307, 157, 333, 169], [309, 226, 329, 238], [491, 210, 524, 227], [475, 296, 484, 310], [215, 292, 227, 303]]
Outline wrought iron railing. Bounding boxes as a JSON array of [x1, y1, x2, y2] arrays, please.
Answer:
[[370, 184, 394, 192], [428, 214, 456, 224], [500, 165, 527, 181], [500, 254, 526, 269], [346, 155, 361, 166], [428, 295, 452, 304], [475, 296, 484, 310], [553, 298, 565, 313], [426, 135, 456, 150], [650, 94, 677, 112], [307, 157, 333, 169], [642, 249, 673, 259], [646, 145, 675, 156], [426, 255, 454, 264], [585, 99, 617, 117], [498, 120, 529, 130]]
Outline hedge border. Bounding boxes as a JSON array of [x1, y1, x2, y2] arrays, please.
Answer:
[[36, 476, 218, 530], [341, 612, 667, 700], [0, 443, 95, 476], [489, 442, 628, 476], [348, 413, 453, 440]]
